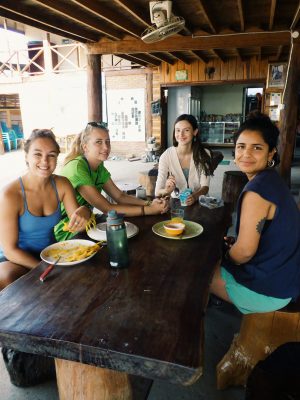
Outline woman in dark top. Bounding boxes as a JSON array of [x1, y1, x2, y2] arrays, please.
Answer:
[[210, 112, 300, 314]]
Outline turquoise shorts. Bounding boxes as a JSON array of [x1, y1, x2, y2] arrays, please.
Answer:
[[221, 267, 292, 314]]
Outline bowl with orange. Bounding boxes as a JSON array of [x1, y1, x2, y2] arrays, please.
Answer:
[[163, 222, 185, 237]]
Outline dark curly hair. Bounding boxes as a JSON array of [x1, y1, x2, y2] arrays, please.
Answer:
[[24, 129, 60, 154], [234, 111, 280, 166], [172, 114, 214, 176]]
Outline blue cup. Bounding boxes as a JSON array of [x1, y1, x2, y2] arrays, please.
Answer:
[[179, 189, 192, 206]]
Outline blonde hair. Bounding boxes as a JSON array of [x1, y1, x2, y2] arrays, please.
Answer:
[[63, 124, 109, 165]]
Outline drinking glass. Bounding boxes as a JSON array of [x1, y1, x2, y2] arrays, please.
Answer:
[[171, 208, 184, 222]]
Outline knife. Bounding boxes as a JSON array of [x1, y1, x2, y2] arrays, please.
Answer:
[[39, 257, 61, 282]]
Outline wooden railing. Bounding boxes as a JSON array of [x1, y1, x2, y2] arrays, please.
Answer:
[[0, 42, 87, 78], [0, 42, 141, 79]]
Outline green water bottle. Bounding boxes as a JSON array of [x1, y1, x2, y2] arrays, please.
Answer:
[[106, 210, 129, 268]]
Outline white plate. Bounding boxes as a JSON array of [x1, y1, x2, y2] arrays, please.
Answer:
[[40, 239, 100, 266], [87, 221, 139, 242]]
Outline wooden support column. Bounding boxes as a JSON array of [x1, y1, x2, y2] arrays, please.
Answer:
[[145, 69, 153, 140], [87, 53, 102, 122], [55, 358, 132, 400], [278, 34, 300, 185]]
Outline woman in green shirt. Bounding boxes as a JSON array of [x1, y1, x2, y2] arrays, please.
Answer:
[[55, 122, 169, 241]]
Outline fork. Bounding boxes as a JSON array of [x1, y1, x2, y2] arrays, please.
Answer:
[[168, 173, 180, 197]]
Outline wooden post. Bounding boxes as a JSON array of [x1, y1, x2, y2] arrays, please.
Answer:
[[43, 38, 53, 74], [55, 358, 132, 400], [278, 34, 300, 186], [221, 170, 248, 211], [87, 54, 102, 122], [145, 69, 153, 141]]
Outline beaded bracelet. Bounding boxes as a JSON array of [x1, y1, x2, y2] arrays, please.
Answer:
[[144, 200, 152, 206]]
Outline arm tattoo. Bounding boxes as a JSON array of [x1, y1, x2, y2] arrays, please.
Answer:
[[256, 217, 267, 234]]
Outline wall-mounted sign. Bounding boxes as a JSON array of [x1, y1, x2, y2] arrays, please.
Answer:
[[267, 63, 287, 88], [151, 100, 161, 115], [175, 70, 188, 81], [107, 88, 145, 141]]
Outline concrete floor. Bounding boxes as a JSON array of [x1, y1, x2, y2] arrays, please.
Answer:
[[0, 147, 299, 399]]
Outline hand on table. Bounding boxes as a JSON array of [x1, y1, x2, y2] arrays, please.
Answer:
[[151, 197, 170, 214]]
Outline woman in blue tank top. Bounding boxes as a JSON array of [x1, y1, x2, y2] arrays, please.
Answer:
[[0, 129, 91, 290], [210, 112, 300, 314]]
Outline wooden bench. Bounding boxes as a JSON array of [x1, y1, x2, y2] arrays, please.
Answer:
[[245, 342, 300, 399], [216, 298, 300, 390]]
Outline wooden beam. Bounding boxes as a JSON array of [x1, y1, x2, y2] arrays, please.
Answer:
[[34, 0, 123, 40], [0, 6, 95, 42], [169, 52, 192, 65], [114, 0, 150, 28], [87, 54, 102, 121], [237, 0, 245, 32], [290, 3, 300, 30], [70, 0, 140, 38], [88, 32, 290, 54], [133, 53, 161, 66], [275, 45, 283, 61], [150, 52, 175, 65], [198, 0, 217, 34], [269, 0, 277, 30], [279, 38, 300, 185], [257, 46, 261, 60], [212, 49, 226, 62], [235, 48, 244, 62], [171, 4, 192, 35], [191, 50, 209, 64], [117, 54, 149, 67]]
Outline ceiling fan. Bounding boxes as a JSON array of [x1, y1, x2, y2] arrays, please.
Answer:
[[141, 1, 185, 43]]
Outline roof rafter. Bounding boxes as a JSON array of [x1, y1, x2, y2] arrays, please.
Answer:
[[133, 53, 161, 66], [116, 53, 150, 67], [211, 49, 226, 62], [237, 0, 245, 32], [235, 48, 245, 62], [275, 45, 283, 60], [198, 0, 217, 34], [149, 52, 175, 65], [190, 50, 209, 64], [114, 0, 150, 28], [170, 52, 192, 64], [70, 0, 140, 38], [0, 4, 97, 41], [269, 0, 277, 30], [290, 2, 300, 30], [33, 0, 122, 40]]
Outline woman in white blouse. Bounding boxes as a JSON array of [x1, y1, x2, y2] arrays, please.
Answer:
[[155, 114, 214, 205]]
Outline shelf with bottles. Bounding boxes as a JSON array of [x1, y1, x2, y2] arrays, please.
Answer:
[[200, 121, 240, 146]]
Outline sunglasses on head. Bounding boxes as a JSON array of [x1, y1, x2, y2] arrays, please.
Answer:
[[87, 121, 108, 129]]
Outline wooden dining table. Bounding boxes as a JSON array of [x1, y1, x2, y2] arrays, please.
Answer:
[[0, 201, 231, 399]]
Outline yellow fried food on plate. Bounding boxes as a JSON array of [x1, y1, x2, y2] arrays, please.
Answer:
[[44, 243, 101, 262]]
